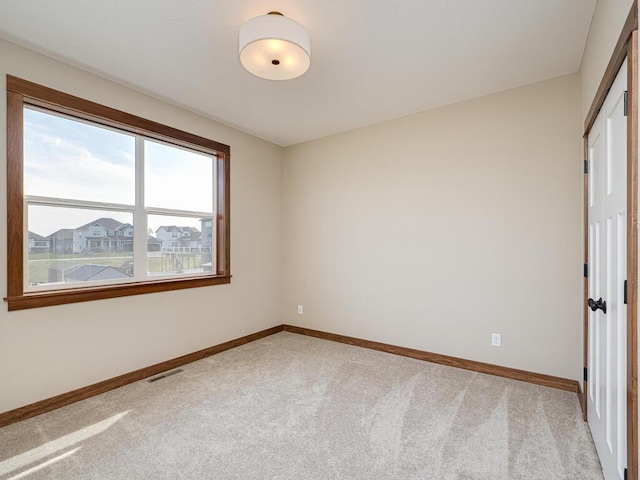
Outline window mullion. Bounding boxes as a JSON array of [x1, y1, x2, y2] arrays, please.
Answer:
[[133, 137, 147, 282], [22, 199, 29, 291], [146, 207, 213, 218], [25, 196, 135, 212], [212, 156, 218, 273]]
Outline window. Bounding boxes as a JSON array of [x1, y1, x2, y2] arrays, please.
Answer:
[[6, 76, 230, 310]]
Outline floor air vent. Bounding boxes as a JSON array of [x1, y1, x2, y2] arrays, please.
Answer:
[[147, 369, 184, 383]]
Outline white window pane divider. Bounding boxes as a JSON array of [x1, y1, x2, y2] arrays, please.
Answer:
[[25, 196, 135, 213], [133, 137, 147, 283], [22, 200, 29, 290], [145, 208, 214, 218], [212, 157, 218, 273]]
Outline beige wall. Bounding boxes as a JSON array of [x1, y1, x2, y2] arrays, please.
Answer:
[[579, 0, 634, 122], [282, 74, 583, 380], [0, 39, 283, 413], [1, 10, 603, 413]]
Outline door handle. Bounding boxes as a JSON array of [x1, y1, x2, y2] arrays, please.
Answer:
[[588, 297, 607, 314]]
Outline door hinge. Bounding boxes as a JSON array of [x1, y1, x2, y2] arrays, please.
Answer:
[[624, 90, 629, 116], [584, 367, 588, 382], [624, 280, 628, 305], [584, 159, 589, 174], [624, 467, 627, 480], [584, 264, 588, 278]]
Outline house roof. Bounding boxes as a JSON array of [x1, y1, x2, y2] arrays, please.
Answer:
[[157, 225, 201, 241], [28, 231, 47, 241], [47, 228, 74, 239], [61, 264, 131, 282], [186, 231, 201, 242], [76, 217, 124, 232]]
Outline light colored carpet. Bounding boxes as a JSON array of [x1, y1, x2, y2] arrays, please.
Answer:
[[0, 332, 603, 480]]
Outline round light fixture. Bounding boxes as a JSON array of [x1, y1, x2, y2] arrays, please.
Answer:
[[239, 12, 311, 80]]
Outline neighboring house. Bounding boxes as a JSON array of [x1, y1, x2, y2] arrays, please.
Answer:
[[199, 218, 213, 265], [73, 217, 126, 254], [48, 229, 74, 254], [28, 231, 49, 254], [155, 226, 202, 251], [114, 223, 134, 252], [200, 218, 213, 251], [147, 236, 162, 252], [47, 220, 162, 254], [181, 228, 201, 250]]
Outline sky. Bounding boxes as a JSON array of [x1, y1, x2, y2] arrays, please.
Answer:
[[24, 107, 214, 237]]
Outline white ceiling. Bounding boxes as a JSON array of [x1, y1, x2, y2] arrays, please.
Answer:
[[0, 1, 596, 147]]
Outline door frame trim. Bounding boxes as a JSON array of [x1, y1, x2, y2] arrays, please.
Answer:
[[583, 2, 638, 478], [584, 3, 638, 136]]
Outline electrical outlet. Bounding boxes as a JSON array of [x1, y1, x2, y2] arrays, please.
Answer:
[[297, 305, 304, 315], [491, 333, 501, 347]]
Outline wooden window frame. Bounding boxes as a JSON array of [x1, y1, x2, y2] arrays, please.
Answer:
[[5, 76, 231, 311]]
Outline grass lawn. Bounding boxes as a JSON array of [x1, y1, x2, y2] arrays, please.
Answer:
[[28, 252, 212, 284]]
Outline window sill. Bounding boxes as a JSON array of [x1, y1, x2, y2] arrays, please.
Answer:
[[4, 275, 231, 311]]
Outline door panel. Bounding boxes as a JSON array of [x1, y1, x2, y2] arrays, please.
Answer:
[[588, 58, 628, 480]]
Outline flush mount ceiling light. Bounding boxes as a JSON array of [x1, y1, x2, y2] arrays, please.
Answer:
[[239, 11, 311, 81]]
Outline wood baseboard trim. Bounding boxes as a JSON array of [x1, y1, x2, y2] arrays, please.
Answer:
[[0, 325, 284, 428], [577, 382, 586, 420], [1, 324, 583, 429], [283, 325, 581, 395]]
